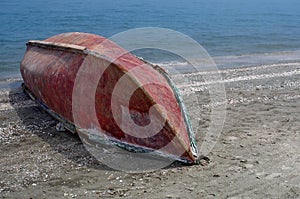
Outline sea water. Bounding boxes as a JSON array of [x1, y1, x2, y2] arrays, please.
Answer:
[[1, 0, 300, 82]]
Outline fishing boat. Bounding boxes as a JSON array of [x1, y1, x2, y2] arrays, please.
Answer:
[[20, 32, 199, 164]]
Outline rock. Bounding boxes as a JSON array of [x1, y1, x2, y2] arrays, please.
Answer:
[[226, 136, 239, 142], [265, 173, 282, 180], [187, 187, 194, 191], [191, 182, 198, 186], [243, 164, 253, 169], [198, 156, 210, 166], [166, 194, 175, 198]]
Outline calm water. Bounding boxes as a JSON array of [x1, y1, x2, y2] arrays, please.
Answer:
[[1, 0, 300, 79]]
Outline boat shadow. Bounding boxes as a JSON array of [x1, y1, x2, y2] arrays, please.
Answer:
[[9, 86, 113, 171]]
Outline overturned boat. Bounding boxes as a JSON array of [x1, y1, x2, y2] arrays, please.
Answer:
[[20, 32, 199, 164]]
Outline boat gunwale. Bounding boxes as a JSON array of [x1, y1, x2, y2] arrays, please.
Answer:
[[27, 40, 88, 54]]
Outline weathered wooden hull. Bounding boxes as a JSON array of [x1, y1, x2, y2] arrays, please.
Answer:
[[20, 32, 198, 163]]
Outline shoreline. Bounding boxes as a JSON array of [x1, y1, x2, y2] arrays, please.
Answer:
[[1, 48, 300, 86]]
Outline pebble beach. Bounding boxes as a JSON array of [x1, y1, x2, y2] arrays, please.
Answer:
[[0, 61, 299, 198]]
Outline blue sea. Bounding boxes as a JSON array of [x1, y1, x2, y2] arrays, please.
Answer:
[[1, 0, 300, 83]]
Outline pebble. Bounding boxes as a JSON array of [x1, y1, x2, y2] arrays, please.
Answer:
[[161, 170, 168, 175], [265, 173, 282, 180], [199, 156, 210, 166], [166, 194, 175, 198], [255, 172, 268, 178], [226, 136, 239, 142], [187, 187, 194, 191], [191, 182, 198, 186], [107, 174, 114, 180], [243, 164, 253, 169]]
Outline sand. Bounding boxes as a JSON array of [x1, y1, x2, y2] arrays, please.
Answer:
[[0, 62, 299, 198]]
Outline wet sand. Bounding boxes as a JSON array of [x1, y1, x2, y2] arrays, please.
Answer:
[[0, 62, 300, 198]]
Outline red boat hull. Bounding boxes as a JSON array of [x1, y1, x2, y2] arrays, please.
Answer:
[[20, 32, 198, 163]]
